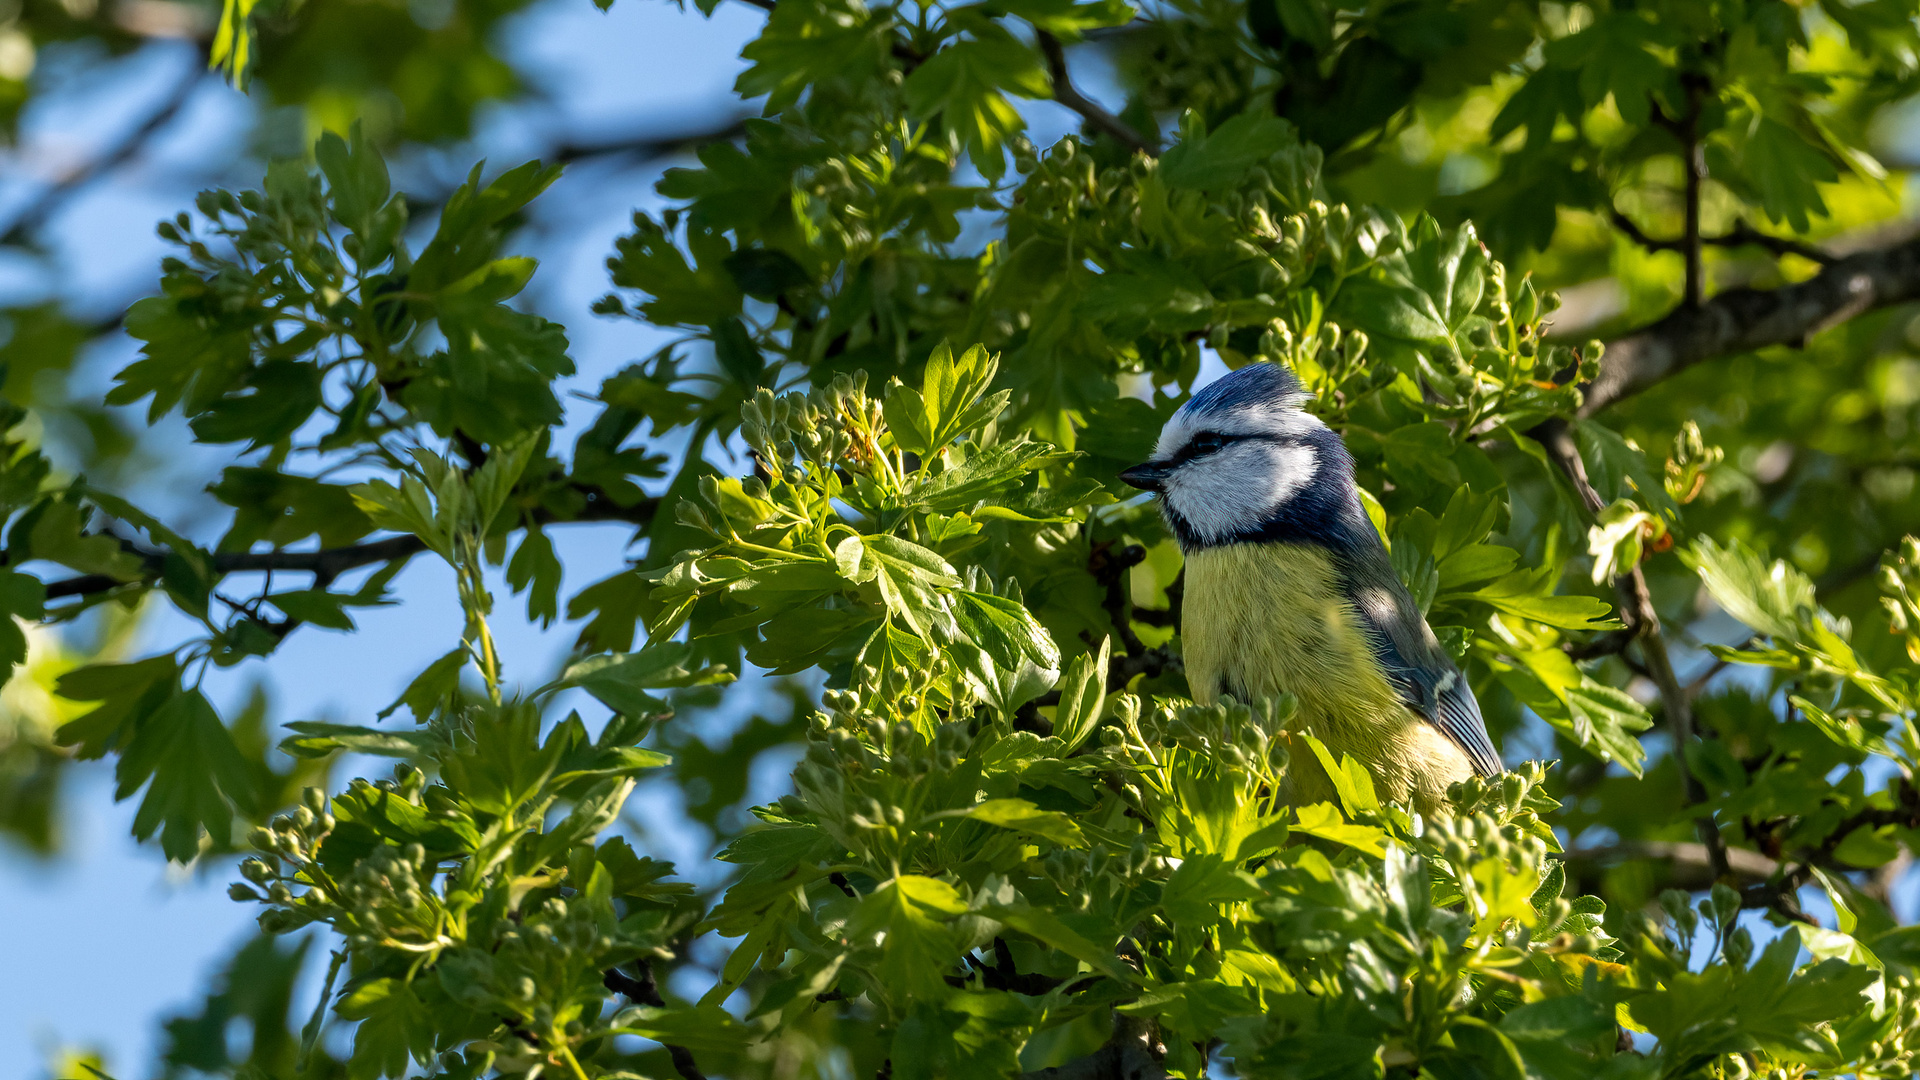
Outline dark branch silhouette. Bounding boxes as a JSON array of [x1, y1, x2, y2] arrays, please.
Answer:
[[1608, 209, 1835, 269], [43, 495, 658, 601], [604, 959, 708, 1080], [1036, 31, 1158, 157]]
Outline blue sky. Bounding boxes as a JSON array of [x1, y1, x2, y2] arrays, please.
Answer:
[[0, 5, 1899, 1075], [0, 2, 763, 1072], [0, 3, 1118, 1071]]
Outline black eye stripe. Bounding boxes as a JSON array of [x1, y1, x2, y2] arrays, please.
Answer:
[[1171, 431, 1237, 464]]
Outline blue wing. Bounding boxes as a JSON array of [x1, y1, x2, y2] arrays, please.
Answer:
[[1385, 652, 1503, 778], [1341, 558, 1504, 778]]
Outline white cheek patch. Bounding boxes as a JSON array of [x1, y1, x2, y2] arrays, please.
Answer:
[[1153, 402, 1324, 460], [1163, 441, 1319, 544]]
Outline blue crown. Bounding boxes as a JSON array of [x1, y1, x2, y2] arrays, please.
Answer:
[[1181, 362, 1306, 418]]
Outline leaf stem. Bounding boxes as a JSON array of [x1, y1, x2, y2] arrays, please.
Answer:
[[559, 1043, 594, 1080]]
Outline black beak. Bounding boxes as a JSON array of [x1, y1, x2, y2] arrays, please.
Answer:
[[1119, 461, 1172, 492]]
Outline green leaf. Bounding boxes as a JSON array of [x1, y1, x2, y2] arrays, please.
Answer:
[[1291, 801, 1387, 856], [1462, 567, 1618, 630], [884, 379, 936, 456], [547, 642, 732, 715], [908, 441, 1065, 514], [266, 564, 401, 632], [1498, 648, 1650, 775], [54, 655, 181, 759], [468, 431, 538, 533], [1737, 116, 1841, 233], [980, 904, 1129, 981], [336, 979, 435, 1080], [955, 798, 1085, 848], [1159, 852, 1262, 924], [377, 647, 468, 721], [1051, 636, 1109, 754], [735, 0, 891, 111], [1576, 422, 1677, 520], [26, 498, 149, 580], [852, 876, 968, 1000], [919, 342, 1001, 453], [1682, 537, 1817, 642], [280, 721, 440, 760], [1299, 733, 1380, 816], [351, 475, 452, 561], [1116, 980, 1259, 1041], [507, 526, 563, 627], [1159, 111, 1301, 190], [0, 570, 46, 676], [316, 121, 404, 268], [950, 589, 1060, 671], [611, 1005, 753, 1052], [1564, 679, 1654, 777], [188, 360, 324, 447], [1545, 11, 1676, 127], [1808, 865, 1860, 936], [902, 31, 1048, 179], [116, 688, 258, 861], [608, 213, 744, 327]]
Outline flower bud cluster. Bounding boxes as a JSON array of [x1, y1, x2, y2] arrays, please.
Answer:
[[330, 841, 443, 949], [1445, 761, 1558, 825], [245, 785, 337, 866], [1880, 536, 1920, 663], [1850, 974, 1920, 1077], [1425, 809, 1549, 879], [434, 889, 633, 1048], [1665, 420, 1724, 504], [1037, 836, 1160, 915], [739, 372, 875, 481], [1161, 698, 1293, 782]]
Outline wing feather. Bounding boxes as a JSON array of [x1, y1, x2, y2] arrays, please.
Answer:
[[1342, 558, 1503, 777]]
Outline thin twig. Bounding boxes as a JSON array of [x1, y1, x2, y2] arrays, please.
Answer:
[[1532, 418, 1732, 881], [1089, 540, 1148, 658], [1035, 30, 1157, 157], [1558, 840, 1780, 883], [604, 959, 707, 1080], [1608, 210, 1835, 269]]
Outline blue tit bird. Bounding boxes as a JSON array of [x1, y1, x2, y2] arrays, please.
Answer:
[[1119, 362, 1502, 812]]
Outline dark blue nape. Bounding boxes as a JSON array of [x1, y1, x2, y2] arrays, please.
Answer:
[[1181, 362, 1305, 419]]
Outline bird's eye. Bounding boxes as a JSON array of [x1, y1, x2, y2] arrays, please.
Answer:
[[1190, 432, 1228, 456]]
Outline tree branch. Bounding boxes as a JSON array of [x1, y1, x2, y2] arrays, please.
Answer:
[[1678, 80, 1707, 308], [604, 959, 707, 1080], [1090, 540, 1148, 657], [546, 118, 751, 168], [1532, 418, 1731, 880], [42, 495, 657, 601], [1560, 840, 1781, 885], [1035, 31, 1157, 158], [1576, 233, 1920, 416]]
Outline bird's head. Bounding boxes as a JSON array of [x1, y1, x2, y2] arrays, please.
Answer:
[[1120, 363, 1347, 548]]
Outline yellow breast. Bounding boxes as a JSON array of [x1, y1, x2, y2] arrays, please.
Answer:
[[1181, 542, 1472, 812]]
